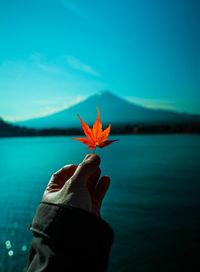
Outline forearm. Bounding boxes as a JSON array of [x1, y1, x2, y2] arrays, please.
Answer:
[[27, 202, 114, 272]]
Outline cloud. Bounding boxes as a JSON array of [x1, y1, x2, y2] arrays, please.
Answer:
[[31, 95, 86, 118], [29, 53, 44, 63], [125, 96, 180, 111], [144, 104, 180, 110], [37, 63, 65, 74], [5, 96, 87, 122], [30, 53, 65, 74], [34, 95, 86, 107], [60, 0, 89, 20], [0, 55, 107, 121], [66, 56, 100, 76]]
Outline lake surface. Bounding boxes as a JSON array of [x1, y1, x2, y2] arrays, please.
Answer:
[[0, 135, 200, 272]]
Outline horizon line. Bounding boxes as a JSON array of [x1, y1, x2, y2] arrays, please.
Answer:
[[2, 91, 200, 123]]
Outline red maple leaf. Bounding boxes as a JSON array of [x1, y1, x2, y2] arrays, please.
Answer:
[[72, 107, 119, 152]]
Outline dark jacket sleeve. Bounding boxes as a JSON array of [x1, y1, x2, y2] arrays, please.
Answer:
[[26, 202, 114, 272]]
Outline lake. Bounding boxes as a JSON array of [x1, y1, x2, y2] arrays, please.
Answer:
[[0, 135, 200, 272]]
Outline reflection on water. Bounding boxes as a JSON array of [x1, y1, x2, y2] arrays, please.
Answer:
[[0, 135, 200, 272]]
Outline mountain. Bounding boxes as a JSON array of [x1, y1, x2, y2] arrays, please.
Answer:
[[16, 91, 200, 129]]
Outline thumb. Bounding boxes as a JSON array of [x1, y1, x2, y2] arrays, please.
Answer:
[[71, 154, 101, 185]]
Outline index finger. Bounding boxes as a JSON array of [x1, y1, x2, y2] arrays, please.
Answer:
[[48, 164, 78, 189], [71, 154, 101, 186]]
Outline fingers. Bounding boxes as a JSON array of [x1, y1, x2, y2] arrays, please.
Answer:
[[48, 164, 78, 189], [94, 175, 110, 206], [70, 154, 101, 186], [87, 167, 101, 193]]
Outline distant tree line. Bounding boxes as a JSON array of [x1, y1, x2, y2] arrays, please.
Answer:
[[112, 123, 200, 134], [0, 118, 37, 137], [0, 118, 200, 138]]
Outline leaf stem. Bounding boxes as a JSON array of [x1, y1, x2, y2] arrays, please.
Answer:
[[93, 146, 96, 154]]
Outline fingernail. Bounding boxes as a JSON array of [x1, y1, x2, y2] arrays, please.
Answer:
[[84, 154, 93, 161], [88, 155, 101, 165]]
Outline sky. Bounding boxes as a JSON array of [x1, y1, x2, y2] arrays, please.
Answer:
[[0, 0, 199, 121]]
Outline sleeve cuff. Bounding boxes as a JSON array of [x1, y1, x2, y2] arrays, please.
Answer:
[[29, 202, 114, 269]]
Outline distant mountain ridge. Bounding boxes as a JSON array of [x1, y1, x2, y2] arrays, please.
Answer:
[[16, 91, 200, 129], [0, 118, 36, 137]]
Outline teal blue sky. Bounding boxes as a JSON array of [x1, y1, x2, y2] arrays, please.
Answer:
[[0, 0, 199, 121]]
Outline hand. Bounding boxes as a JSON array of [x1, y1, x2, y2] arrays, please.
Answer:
[[42, 154, 110, 217]]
